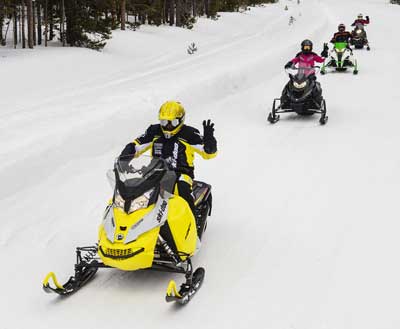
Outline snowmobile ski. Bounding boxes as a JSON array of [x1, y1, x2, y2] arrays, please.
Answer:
[[42, 246, 100, 296], [166, 267, 205, 305]]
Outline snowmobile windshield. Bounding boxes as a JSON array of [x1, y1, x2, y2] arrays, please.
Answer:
[[334, 42, 348, 52], [113, 156, 168, 201], [355, 23, 364, 30], [286, 66, 320, 80]]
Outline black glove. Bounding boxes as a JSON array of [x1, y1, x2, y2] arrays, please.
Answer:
[[203, 119, 215, 140], [284, 61, 293, 69], [119, 143, 136, 172], [120, 143, 136, 158], [203, 119, 217, 154], [320, 43, 329, 57], [366, 15, 369, 21]]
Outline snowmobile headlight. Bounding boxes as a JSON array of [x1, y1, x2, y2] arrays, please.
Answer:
[[129, 189, 154, 213], [356, 29, 362, 35], [129, 195, 149, 213], [293, 81, 307, 89], [114, 193, 125, 209], [114, 189, 153, 213]]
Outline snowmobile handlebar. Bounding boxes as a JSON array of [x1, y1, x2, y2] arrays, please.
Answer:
[[285, 66, 321, 76]]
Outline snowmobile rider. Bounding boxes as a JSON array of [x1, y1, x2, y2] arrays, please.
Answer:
[[351, 13, 370, 27], [282, 40, 327, 105], [120, 101, 217, 217], [330, 24, 353, 45], [351, 14, 370, 50]]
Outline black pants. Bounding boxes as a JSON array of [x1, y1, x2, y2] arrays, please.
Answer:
[[176, 180, 196, 216]]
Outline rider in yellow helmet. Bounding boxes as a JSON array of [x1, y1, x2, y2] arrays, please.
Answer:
[[120, 101, 217, 215]]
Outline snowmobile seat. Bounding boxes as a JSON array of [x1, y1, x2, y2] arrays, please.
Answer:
[[192, 181, 211, 207]]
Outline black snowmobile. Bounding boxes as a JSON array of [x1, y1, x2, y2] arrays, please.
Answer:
[[351, 24, 370, 50], [268, 66, 328, 125]]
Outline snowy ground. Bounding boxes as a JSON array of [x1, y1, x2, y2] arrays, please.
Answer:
[[1, 0, 400, 328]]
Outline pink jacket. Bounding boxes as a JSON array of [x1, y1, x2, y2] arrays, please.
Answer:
[[352, 18, 370, 26], [291, 52, 325, 75]]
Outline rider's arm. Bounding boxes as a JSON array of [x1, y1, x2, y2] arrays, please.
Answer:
[[313, 54, 325, 63], [182, 126, 217, 160], [131, 124, 160, 157], [291, 56, 300, 65]]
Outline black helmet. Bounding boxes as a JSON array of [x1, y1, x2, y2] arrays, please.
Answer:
[[338, 23, 346, 32], [301, 39, 313, 53]]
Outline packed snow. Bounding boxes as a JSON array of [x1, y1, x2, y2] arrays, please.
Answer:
[[1, 0, 400, 328]]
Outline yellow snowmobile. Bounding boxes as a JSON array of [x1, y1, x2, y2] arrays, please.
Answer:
[[42, 156, 212, 305]]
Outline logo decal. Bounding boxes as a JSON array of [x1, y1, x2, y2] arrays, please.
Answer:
[[117, 234, 124, 241], [171, 142, 179, 169], [154, 143, 163, 156], [156, 200, 168, 223], [130, 218, 144, 231]]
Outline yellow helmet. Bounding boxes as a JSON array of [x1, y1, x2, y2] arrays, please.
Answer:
[[158, 101, 185, 138]]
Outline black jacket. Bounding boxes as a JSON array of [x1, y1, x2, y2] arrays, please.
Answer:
[[121, 124, 217, 179]]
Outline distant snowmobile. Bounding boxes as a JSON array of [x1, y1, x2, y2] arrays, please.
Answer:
[[43, 156, 213, 305], [321, 42, 358, 74], [268, 66, 328, 125], [351, 24, 370, 50]]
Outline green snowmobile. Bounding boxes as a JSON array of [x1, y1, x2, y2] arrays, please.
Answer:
[[321, 42, 358, 75]]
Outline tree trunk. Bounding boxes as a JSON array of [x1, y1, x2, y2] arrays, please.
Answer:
[[121, 0, 126, 30], [176, 0, 182, 27], [169, 0, 174, 25], [49, 0, 54, 40], [192, 0, 197, 17], [32, 1, 37, 45], [44, 0, 48, 46], [0, 1, 3, 45], [61, 0, 65, 45], [204, 0, 209, 17], [13, 5, 18, 48], [26, 0, 34, 48], [21, 3, 26, 48], [164, 0, 169, 24], [111, 0, 117, 29], [37, 1, 42, 45]]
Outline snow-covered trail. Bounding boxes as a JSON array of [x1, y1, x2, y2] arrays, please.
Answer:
[[1, 0, 400, 328]]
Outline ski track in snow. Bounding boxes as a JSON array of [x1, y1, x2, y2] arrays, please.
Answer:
[[1, 0, 400, 328]]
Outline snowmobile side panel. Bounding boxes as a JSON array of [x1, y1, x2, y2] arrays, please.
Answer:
[[167, 196, 198, 260]]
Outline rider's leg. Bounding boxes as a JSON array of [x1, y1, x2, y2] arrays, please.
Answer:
[[175, 178, 196, 217]]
